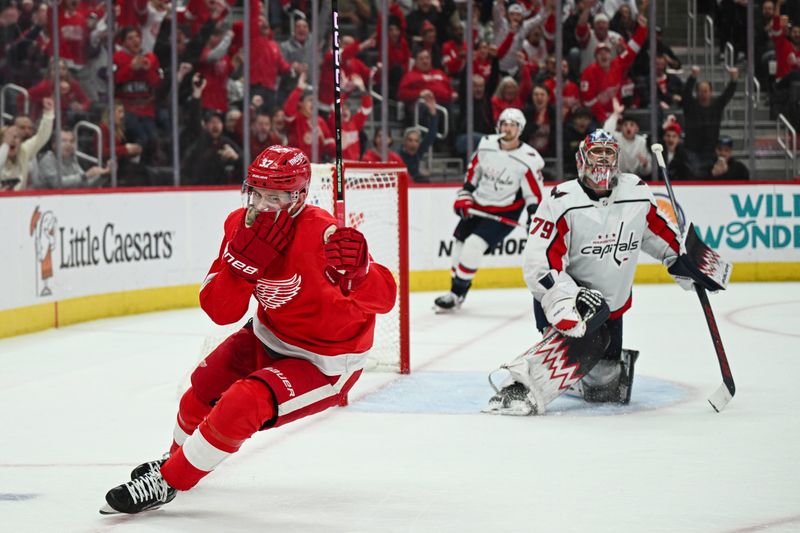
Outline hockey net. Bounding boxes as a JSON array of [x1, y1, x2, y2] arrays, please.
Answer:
[[194, 162, 409, 377]]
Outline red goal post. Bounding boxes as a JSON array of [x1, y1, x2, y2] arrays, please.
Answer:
[[308, 162, 410, 374]]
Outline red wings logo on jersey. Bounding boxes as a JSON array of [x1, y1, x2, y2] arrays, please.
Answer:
[[255, 274, 302, 310]]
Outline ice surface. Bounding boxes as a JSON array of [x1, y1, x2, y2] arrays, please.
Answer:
[[1, 283, 798, 532]]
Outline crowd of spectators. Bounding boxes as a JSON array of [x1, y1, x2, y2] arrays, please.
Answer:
[[0, 0, 797, 191]]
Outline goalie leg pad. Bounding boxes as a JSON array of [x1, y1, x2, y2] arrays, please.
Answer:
[[491, 324, 611, 415]]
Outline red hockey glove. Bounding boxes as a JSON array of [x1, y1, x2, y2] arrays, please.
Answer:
[[323, 227, 369, 295], [453, 190, 475, 219], [224, 209, 294, 281]]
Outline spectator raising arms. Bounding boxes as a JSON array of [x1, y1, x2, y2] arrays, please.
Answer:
[[283, 72, 335, 161], [0, 97, 54, 191], [580, 14, 648, 124], [681, 65, 738, 178]]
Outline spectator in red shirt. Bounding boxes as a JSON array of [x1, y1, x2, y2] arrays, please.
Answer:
[[284, 72, 335, 161], [114, 26, 162, 156], [397, 47, 457, 115], [196, 25, 234, 113], [26, 58, 91, 124], [579, 14, 647, 123], [328, 77, 373, 161], [246, 0, 295, 114], [490, 75, 524, 123], [771, 1, 800, 90]]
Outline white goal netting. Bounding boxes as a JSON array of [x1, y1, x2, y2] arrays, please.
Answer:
[[193, 162, 409, 382]]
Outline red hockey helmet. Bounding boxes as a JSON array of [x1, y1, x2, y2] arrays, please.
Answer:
[[246, 145, 311, 213], [576, 129, 619, 191]]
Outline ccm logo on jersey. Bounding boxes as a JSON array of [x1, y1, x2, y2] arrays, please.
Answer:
[[580, 222, 640, 266], [222, 243, 260, 276]]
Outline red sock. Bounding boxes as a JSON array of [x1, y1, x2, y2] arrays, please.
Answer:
[[161, 379, 274, 491]]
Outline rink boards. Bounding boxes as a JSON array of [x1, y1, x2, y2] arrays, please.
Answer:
[[1, 182, 798, 337]]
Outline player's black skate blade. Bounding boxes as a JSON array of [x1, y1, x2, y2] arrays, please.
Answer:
[[100, 470, 177, 515]]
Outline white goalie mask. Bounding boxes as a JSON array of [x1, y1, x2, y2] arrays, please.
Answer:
[[576, 129, 620, 191], [496, 107, 526, 141]]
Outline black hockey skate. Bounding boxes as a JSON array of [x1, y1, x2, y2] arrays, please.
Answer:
[[483, 382, 538, 416], [575, 348, 640, 404], [433, 292, 465, 313], [100, 469, 177, 515], [130, 453, 170, 479]]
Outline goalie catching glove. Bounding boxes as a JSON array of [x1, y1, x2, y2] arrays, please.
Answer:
[[323, 227, 370, 295], [666, 223, 732, 292], [225, 209, 293, 281], [540, 272, 610, 338]]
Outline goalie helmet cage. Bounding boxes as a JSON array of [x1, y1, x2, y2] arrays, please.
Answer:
[[308, 162, 410, 374]]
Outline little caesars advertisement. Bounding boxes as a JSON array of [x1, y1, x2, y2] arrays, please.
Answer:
[[408, 184, 800, 271], [2, 190, 233, 311]]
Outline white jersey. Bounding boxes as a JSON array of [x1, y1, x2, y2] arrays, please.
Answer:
[[523, 174, 681, 316], [465, 134, 545, 213]]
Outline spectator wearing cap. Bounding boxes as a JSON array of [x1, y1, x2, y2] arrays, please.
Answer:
[[603, 99, 651, 178], [406, 0, 448, 47], [494, 2, 554, 77], [575, 7, 625, 71], [709, 136, 749, 180], [580, 14, 648, 124], [563, 106, 596, 178], [419, 19, 444, 68], [681, 64, 738, 177], [661, 118, 691, 181], [283, 72, 335, 161], [181, 108, 243, 185]]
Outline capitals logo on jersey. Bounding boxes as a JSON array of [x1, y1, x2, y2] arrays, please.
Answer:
[[255, 274, 302, 310], [579, 221, 640, 266]]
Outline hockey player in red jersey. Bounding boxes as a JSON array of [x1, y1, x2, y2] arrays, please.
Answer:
[[100, 145, 397, 514], [434, 107, 545, 312], [483, 130, 731, 415]]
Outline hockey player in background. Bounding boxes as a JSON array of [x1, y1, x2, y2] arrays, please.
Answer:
[[484, 129, 731, 415], [100, 146, 397, 514], [434, 108, 545, 312]]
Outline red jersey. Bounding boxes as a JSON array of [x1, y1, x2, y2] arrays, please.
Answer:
[[580, 24, 646, 123], [114, 49, 162, 117], [397, 67, 455, 105], [327, 94, 373, 160], [771, 15, 800, 81], [52, 9, 88, 67], [284, 87, 335, 160], [200, 206, 397, 375]]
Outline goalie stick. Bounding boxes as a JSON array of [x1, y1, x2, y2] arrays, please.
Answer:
[[651, 143, 735, 412]]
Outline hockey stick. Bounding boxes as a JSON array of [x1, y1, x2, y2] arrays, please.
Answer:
[[331, 2, 345, 228], [651, 144, 735, 412], [467, 208, 523, 228], [331, 4, 350, 407]]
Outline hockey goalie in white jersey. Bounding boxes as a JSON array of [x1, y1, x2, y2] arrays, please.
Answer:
[[434, 108, 545, 312], [484, 129, 732, 415]]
